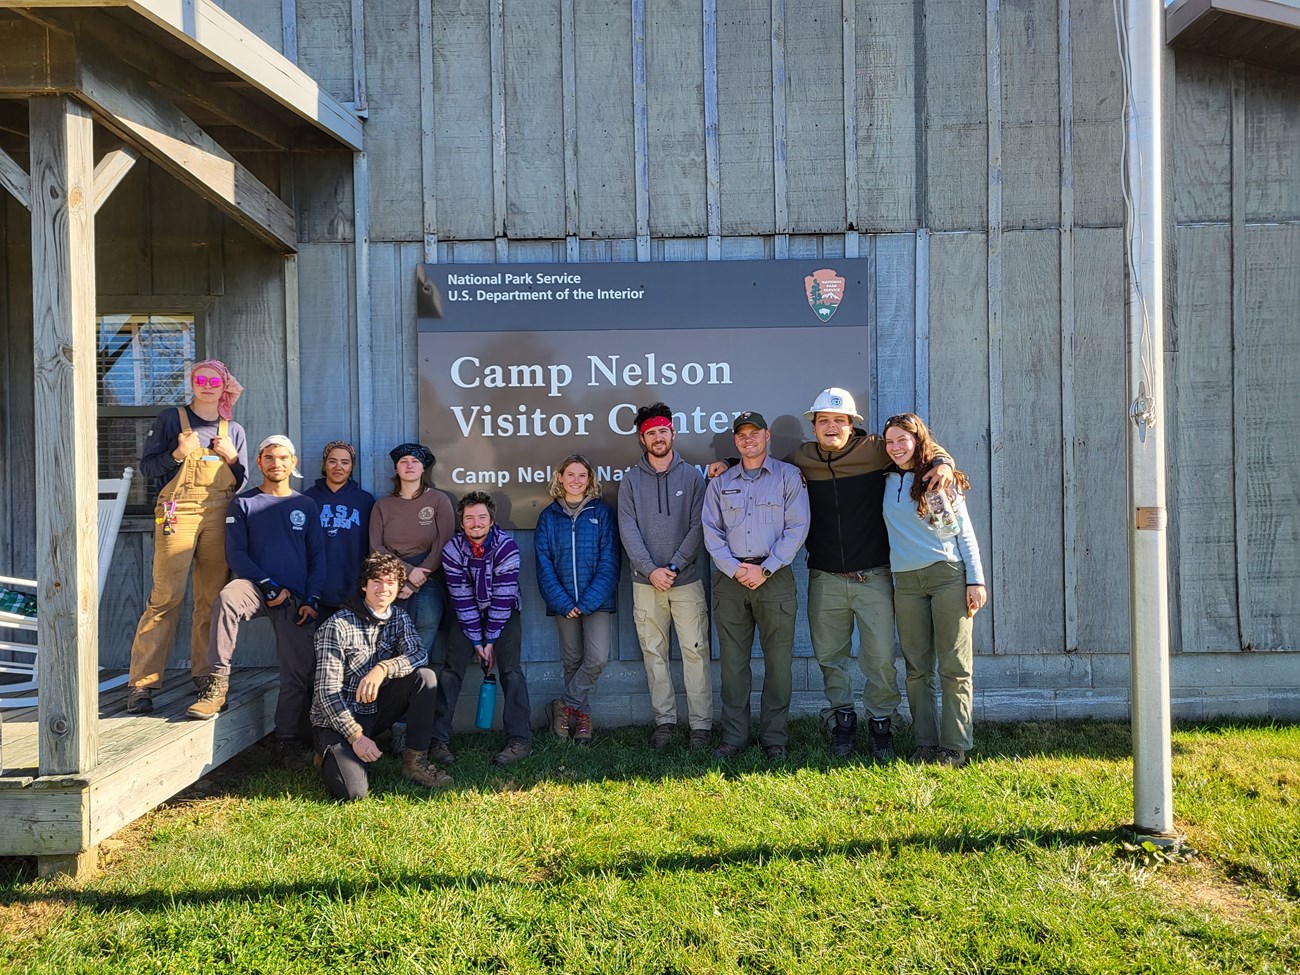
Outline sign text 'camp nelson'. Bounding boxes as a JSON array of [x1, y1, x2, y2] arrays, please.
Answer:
[[416, 259, 870, 528]]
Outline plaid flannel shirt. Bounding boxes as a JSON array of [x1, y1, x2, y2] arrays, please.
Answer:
[[310, 604, 426, 742]]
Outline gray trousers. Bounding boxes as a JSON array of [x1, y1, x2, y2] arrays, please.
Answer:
[[555, 611, 612, 713], [208, 578, 317, 740], [712, 567, 797, 748], [893, 561, 974, 752], [807, 567, 902, 720]]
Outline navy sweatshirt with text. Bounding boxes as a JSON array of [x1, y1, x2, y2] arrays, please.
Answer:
[[225, 487, 326, 601]]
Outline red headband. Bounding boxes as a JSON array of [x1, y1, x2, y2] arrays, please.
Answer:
[[638, 416, 673, 434]]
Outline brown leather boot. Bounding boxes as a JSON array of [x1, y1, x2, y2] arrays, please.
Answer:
[[186, 674, 229, 720], [401, 750, 454, 789]]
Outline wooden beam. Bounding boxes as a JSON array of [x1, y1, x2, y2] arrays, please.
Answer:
[[0, 0, 362, 150], [0, 142, 30, 208], [0, 17, 78, 93], [76, 43, 297, 252], [90, 142, 138, 213], [54, 9, 301, 152], [29, 94, 99, 777]]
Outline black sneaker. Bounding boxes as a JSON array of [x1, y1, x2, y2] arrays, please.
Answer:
[[867, 717, 896, 763], [829, 708, 857, 757], [125, 686, 154, 714]]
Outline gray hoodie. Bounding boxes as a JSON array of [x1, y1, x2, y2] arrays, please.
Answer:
[[617, 451, 707, 586]]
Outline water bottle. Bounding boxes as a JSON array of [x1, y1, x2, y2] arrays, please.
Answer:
[[924, 489, 961, 538], [475, 672, 498, 729]]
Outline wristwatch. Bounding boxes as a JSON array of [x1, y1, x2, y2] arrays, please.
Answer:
[[762, 566, 772, 578]]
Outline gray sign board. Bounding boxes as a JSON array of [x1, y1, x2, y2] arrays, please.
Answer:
[[417, 259, 870, 528]]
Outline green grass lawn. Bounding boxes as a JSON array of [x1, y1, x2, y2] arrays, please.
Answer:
[[2, 719, 1297, 974]]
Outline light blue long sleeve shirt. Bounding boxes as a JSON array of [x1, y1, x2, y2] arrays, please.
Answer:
[[702, 454, 810, 578], [882, 471, 986, 586]]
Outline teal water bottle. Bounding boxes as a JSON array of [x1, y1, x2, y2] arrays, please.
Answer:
[[475, 672, 498, 729]]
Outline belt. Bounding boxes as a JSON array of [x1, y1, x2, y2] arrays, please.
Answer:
[[738, 556, 768, 565], [829, 568, 877, 583]]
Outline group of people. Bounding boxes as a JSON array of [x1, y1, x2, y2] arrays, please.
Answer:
[[123, 360, 985, 803]]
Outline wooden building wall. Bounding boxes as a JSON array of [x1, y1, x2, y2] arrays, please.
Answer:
[[1, 0, 1296, 718]]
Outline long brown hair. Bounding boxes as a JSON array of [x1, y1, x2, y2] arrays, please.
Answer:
[[883, 413, 971, 517]]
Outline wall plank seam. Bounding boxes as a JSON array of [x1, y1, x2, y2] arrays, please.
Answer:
[[987, 0, 1003, 653]]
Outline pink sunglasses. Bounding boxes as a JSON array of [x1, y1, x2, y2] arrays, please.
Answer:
[[193, 375, 224, 388]]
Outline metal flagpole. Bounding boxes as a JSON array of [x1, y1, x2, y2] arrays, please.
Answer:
[[1121, 0, 1178, 841]]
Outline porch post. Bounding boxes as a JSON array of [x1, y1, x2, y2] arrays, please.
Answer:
[[29, 95, 99, 777]]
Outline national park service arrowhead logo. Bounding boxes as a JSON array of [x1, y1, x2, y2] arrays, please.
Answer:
[[804, 269, 846, 322]]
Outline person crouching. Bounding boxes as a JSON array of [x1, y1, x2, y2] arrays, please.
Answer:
[[311, 553, 452, 800]]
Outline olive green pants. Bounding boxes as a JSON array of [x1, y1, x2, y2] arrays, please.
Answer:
[[712, 567, 797, 748], [892, 560, 974, 752]]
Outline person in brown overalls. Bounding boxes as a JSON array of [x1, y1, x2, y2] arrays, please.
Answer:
[[125, 360, 248, 713]]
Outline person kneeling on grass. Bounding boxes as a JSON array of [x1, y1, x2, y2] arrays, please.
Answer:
[[311, 553, 452, 800]]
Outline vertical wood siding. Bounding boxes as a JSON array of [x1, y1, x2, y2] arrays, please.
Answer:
[[2, 0, 1298, 679]]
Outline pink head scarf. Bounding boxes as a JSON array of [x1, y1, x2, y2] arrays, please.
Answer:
[[190, 359, 244, 421]]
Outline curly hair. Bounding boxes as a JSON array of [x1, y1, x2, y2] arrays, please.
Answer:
[[355, 552, 409, 593], [457, 490, 496, 521], [882, 412, 971, 517], [547, 453, 603, 500]]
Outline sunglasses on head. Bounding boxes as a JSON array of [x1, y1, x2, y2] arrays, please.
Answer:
[[193, 375, 224, 388]]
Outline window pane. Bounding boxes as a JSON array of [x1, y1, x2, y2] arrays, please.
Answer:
[[98, 416, 153, 507], [97, 314, 196, 408]]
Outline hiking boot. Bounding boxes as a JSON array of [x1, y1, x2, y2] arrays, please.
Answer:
[[549, 699, 573, 739], [933, 747, 967, 768], [427, 742, 456, 767], [867, 717, 896, 763], [829, 707, 857, 757], [688, 728, 712, 751], [763, 744, 789, 762], [402, 750, 454, 789], [186, 674, 229, 720], [125, 686, 154, 714], [573, 711, 592, 745], [193, 674, 212, 695], [650, 722, 675, 749], [493, 738, 532, 767], [273, 736, 309, 770], [712, 742, 745, 760], [910, 745, 940, 765]]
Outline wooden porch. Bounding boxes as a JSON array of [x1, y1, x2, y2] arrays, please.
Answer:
[[0, 0, 358, 879], [0, 669, 278, 877]]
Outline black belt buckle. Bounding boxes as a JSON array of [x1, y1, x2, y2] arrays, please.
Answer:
[[739, 556, 767, 565]]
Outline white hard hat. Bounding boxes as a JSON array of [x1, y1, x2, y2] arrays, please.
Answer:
[[804, 387, 863, 423]]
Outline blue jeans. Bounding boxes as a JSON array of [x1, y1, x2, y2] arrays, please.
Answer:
[[397, 573, 445, 664]]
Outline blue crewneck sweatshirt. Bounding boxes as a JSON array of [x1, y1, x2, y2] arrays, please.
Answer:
[[225, 487, 326, 600]]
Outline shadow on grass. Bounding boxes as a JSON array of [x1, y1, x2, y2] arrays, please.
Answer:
[[186, 716, 1282, 804], [0, 825, 1123, 912]]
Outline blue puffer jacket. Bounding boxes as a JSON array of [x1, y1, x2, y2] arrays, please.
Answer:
[[534, 497, 621, 616]]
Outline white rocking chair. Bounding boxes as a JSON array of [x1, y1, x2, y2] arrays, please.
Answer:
[[0, 468, 135, 708]]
